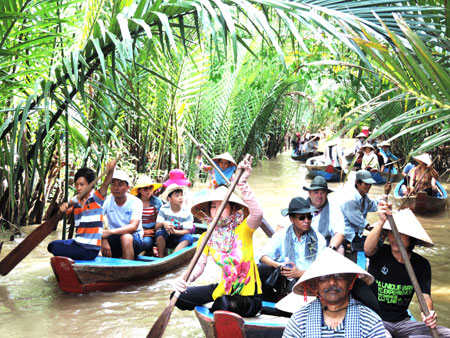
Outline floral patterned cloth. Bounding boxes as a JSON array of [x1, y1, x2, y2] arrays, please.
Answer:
[[198, 218, 262, 299], [203, 210, 244, 252]]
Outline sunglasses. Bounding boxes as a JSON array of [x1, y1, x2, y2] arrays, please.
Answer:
[[318, 273, 353, 281], [293, 213, 313, 221]]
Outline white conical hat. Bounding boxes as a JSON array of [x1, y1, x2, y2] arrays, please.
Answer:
[[293, 248, 374, 295], [275, 293, 316, 313], [212, 152, 237, 167], [413, 153, 432, 166], [381, 209, 434, 247]]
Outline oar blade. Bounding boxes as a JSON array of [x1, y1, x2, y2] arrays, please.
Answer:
[[147, 296, 178, 338]]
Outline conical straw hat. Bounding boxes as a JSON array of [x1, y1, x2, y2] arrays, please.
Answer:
[[275, 293, 316, 313], [356, 133, 367, 139], [293, 248, 374, 295], [191, 186, 248, 219], [413, 153, 432, 166], [212, 152, 237, 167], [380, 209, 434, 247], [130, 176, 162, 196]]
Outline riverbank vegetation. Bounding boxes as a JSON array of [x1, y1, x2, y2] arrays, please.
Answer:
[[1, 0, 449, 230]]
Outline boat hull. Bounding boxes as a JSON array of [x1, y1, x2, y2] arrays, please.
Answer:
[[393, 179, 448, 214], [195, 302, 288, 338], [51, 235, 199, 294], [305, 156, 345, 182], [291, 150, 322, 162]]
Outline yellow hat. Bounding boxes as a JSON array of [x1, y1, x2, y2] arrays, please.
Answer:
[[130, 176, 162, 196]]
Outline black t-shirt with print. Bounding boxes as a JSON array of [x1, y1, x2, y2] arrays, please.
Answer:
[[368, 244, 431, 322]]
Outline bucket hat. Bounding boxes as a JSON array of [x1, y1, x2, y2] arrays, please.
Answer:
[[191, 186, 248, 219], [356, 170, 377, 184], [303, 176, 333, 193], [413, 153, 432, 166], [356, 132, 367, 139], [161, 183, 187, 202], [281, 197, 317, 217], [112, 169, 130, 185], [292, 248, 374, 295], [212, 152, 237, 168], [376, 209, 434, 247], [163, 169, 191, 188], [130, 176, 162, 196]]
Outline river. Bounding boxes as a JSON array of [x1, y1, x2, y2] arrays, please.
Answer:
[[1, 151, 449, 337]]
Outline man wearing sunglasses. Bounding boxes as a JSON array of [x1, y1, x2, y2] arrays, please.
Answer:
[[283, 248, 385, 337], [258, 197, 326, 302]]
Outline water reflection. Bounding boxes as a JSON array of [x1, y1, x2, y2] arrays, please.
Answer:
[[0, 151, 449, 337]]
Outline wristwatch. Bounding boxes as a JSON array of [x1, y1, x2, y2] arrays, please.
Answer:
[[328, 245, 337, 251]]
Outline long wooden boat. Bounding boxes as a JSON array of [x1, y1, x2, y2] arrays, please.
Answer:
[[291, 150, 322, 162], [393, 179, 448, 214], [50, 233, 202, 294], [305, 156, 345, 182], [195, 301, 290, 338]]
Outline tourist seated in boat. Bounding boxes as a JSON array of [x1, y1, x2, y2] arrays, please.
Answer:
[[365, 201, 450, 337], [130, 176, 163, 256], [353, 132, 368, 169], [196, 152, 237, 189], [408, 153, 440, 197], [102, 169, 144, 260], [400, 160, 416, 195], [47, 160, 116, 260], [258, 197, 326, 302], [340, 170, 390, 262], [283, 248, 385, 338], [301, 134, 319, 155], [361, 143, 383, 172], [161, 168, 192, 207], [155, 184, 194, 258], [378, 141, 398, 173], [173, 157, 264, 317], [303, 177, 345, 253]]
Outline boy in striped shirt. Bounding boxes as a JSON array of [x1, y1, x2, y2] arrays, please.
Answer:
[[47, 160, 116, 260]]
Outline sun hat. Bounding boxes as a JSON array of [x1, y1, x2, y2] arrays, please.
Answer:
[[378, 141, 391, 148], [361, 143, 375, 150], [310, 134, 320, 141], [303, 176, 333, 193], [160, 183, 187, 202], [281, 197, 317, 217], [275, 293, 316, 313], [356, 132, 368, 139], [163, 169, 191, 188], [112, 169, 130, 185], [130, 176, 162, 196], [376, 209, 434, 247], [212, 152, 237, 168], [356, 170, 377, 184], [292, 248, 374, 295], [413, 153, 432, 166], [191, 186, 249, 219]]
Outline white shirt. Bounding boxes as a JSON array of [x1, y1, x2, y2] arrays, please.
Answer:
[[103, 193, 143, 238]]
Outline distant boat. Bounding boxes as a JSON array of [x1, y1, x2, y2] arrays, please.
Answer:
[[305, 156, 345, 182], [393, 178, 448, 214], [291, 150, 322, 162], [51, 232, 204, 294]]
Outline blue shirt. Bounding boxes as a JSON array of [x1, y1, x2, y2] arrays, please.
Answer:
[[341, 186, 379, 242], [283, 296, 385, 338], [259, 225, 326, 269]]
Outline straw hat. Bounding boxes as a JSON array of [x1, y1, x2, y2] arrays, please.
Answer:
[[212, 152, 237, 167], [191, 186, 248, 219], [378, 141, 391, 148], [163, 169, 191, 188], [293, 248, 374, 295], [413, 153, 432, 166], [275, 293, 316, 313], [378, 209, 434, 247], [112, 169, 130, 185], [130, 176, 162, 196], [361, 143, 375, 150], [160, 184, 187, 202], [356, 133, 367, 139]]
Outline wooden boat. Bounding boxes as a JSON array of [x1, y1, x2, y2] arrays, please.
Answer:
[[393, 179, 448, 214], [305, 156, 345, 182], [291, 150, 322, 162], [50, 233, 202, 294], [195, 301, 290, 338], [370, 170, 386, 184]]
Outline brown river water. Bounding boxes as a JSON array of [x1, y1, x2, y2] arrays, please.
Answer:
[[1, 151, 449, 337]]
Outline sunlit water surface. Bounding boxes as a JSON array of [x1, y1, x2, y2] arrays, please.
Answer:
[[1, 151, 449, 337]]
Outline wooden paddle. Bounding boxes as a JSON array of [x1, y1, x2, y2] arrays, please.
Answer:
[[147, 154, 250, 338], [382, 199, 440, 338], [0, 163, 112, 276], [186, 130, 274, 238]]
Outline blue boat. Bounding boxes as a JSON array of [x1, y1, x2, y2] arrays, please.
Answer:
[[306, 156, 345, 182]]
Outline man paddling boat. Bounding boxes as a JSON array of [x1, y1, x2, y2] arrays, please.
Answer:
[[365, 202, 450, 338]]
